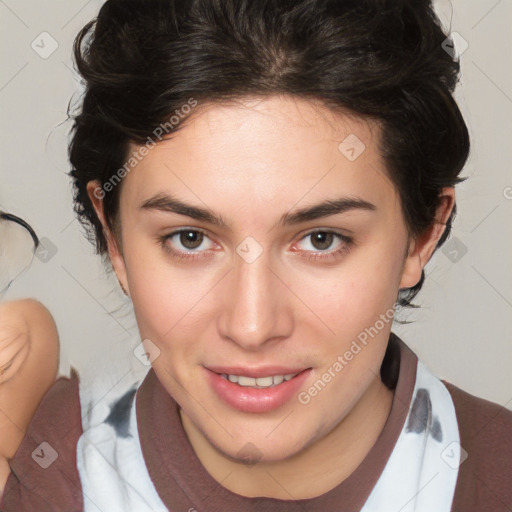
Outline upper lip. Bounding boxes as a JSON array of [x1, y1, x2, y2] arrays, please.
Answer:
[[206, 366, 309, 378]]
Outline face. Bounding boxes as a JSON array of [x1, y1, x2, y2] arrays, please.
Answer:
[[89, 95, 443, 463]]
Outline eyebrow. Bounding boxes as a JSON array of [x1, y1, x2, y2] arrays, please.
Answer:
[[140, 193, 377, 229]]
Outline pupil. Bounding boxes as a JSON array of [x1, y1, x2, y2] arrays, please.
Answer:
[[312, 232, 332, 250], [181, 231, 203, 249]]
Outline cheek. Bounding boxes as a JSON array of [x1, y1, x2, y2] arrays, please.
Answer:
[[297, 249, 402, 338], [122, 221, 405, 346], [124, 244, 218, 353], [122, 241, 181, 338], [128, 271, 193, 342]]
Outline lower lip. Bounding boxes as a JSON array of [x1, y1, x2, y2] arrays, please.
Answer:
[[205, 368, 311, 413]]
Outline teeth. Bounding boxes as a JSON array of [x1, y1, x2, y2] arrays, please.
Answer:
[[221, 372, 299, 388], [256, 376, 273, 387], [238, 375, 256, 386], [273, 375, 284, 385]]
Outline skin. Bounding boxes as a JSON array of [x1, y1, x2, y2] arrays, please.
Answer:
[[87, 94, 454, 499], [0, 299, 60, 496]]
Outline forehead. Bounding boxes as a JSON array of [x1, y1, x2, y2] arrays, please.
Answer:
[[120, 95, 398, 220]]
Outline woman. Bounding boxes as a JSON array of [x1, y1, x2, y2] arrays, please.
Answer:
[[1, 0, 511, 511]]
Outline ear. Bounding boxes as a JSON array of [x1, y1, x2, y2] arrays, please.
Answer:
[[399, 187, 455, 289], [86, 181, 130, 296]]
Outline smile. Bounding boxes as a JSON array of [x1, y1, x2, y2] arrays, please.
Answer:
[[205, 367, 312, 413], [220, 372, 300, 388]]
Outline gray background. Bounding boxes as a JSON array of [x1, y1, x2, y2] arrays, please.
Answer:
[[1, 0, 511, 409]]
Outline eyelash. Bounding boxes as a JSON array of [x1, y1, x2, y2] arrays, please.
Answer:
[[159, 228, 354, 263]]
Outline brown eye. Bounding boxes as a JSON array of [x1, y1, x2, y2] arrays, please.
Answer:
[[295, 230, 353, 263], [160, 228, 215, 260], [309, 232, 334, 251], [179, 230, 204, 250]]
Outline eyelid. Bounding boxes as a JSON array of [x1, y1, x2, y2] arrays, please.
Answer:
[[294, 226, 351, 244], [298, 227, 352, 239]]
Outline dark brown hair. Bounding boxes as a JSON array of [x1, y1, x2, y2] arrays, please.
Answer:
[[68, 0, 470, 310]]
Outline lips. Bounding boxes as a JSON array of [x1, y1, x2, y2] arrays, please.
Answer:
[[205, 365, 312, 413]]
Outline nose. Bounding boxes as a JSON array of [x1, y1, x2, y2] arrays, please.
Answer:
[[217, 246, 293, 351]]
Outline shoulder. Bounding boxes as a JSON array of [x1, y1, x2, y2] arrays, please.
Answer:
[[443, 380, 512, 512], [0, 369, 84, 511]]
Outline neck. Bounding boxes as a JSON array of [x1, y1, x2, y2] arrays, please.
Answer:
[[180, 374, 394, 499]]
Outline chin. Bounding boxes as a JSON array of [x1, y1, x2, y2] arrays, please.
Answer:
[[209, 421, 316, 464]]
